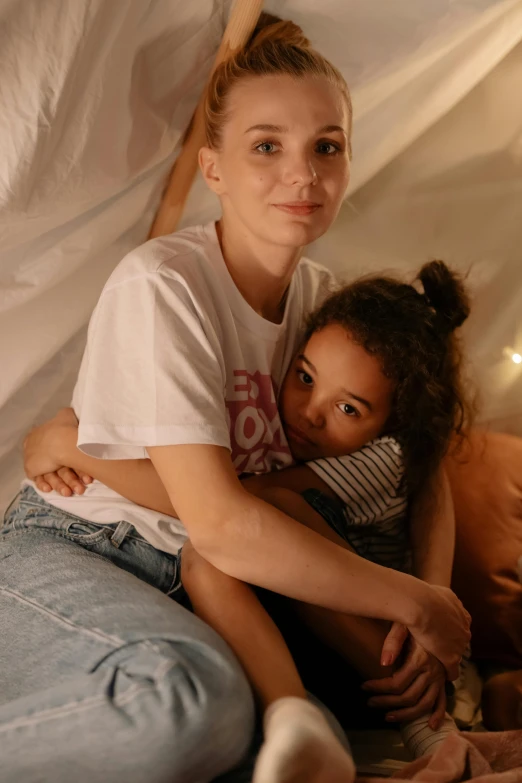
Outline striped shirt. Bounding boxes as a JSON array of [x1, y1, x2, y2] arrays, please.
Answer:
[[308, 436, 410, 572]]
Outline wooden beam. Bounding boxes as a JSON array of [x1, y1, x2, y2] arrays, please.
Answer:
[[149, 0, 264, 238]]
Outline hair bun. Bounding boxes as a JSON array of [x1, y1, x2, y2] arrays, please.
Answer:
[[419, 260, 470, 333], [248, 11, 311, 50]]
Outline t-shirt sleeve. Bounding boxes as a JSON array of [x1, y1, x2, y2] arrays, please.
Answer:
[[306, 437, 407, 525], [76, 270, 229, 459]]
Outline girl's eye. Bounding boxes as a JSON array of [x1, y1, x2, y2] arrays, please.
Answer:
[[297, 369, 313, 386], [316, 141, 341, 155], [338, 403, 359, 417], [255, 141, 278, 155]]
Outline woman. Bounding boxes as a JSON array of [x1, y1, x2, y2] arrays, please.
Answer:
[[12, 13, 469, 783]]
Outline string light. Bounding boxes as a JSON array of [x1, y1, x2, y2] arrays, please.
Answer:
[[503, 347, 522, 364]]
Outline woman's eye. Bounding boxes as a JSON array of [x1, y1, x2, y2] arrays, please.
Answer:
[[316, 141, 340, 155], [297, 369, 313, 386], [255, 141, 278, 155], [338, 403, 359, 417]]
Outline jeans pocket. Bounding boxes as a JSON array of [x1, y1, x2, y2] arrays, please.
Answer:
[[63, 519, 112, 545], [2, 490, 111, 546]]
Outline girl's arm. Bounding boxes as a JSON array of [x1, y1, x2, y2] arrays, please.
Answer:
[[409, 466, 455, 587]]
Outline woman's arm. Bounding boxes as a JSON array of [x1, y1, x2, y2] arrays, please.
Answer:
[[24, 410, 176, 516], [24, 411, 469, 676], [25, 416, 423, 619], [25, 409, 334, 515], [145, 441, 469, 678]]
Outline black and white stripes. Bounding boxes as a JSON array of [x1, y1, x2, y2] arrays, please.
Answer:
[[308, 437, 410, 571]]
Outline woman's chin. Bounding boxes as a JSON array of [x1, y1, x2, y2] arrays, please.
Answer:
[[271, 220, 326, 248]]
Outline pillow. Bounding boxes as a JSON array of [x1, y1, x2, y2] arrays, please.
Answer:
[[445, 430, 522, 669]]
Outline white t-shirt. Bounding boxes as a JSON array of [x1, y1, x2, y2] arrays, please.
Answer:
[[309, 436, 410, 572], [28, 222, 334, 553]]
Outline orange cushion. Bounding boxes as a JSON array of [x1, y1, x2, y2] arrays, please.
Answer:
[[445, 430, 522, 668]]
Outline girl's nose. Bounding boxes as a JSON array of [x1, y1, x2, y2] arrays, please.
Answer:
[[300, 398, 326, 429]]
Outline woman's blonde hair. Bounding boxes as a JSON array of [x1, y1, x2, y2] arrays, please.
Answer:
[[204, 12, 352, 152]]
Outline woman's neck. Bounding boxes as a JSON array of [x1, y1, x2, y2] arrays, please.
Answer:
[[217, 219, 303, 324]]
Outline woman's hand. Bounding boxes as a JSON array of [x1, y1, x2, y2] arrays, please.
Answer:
[[24, 408, 92, 496], [408, 584, 470, 682], [363, 633, 447, 728]]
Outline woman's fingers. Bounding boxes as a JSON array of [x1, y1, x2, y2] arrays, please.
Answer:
[[42, 472, 72, 496], [35, 468, 91, 496], [40, 468, 86, 497], [380, 622, 409, 667], [410, 585, 470, 679], [34, 476, 51, 492], [384, 681, 440, 723], [57, 467, 87, 494]]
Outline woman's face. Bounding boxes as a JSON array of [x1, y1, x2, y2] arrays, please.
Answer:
[[200, 74, 351, 249], [279, 324, 394, 461]]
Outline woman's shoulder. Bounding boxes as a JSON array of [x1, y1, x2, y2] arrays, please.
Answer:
[[296, 256, 338, 310], [104, 223, 218, 290]]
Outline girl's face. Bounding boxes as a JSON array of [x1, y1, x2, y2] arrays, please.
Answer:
[[200, 74, 351, 249], [280, 324, 394, 461]]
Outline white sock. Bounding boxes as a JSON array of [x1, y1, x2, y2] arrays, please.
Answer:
[[400, 712, 458, 759], [253, 696, 356, 783]]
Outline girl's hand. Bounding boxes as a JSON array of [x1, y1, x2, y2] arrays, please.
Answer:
[[363, 635, 447, 728], [409, 584, 470, 682], [34, 467, 93, 497], [24, 408, 92, 495]]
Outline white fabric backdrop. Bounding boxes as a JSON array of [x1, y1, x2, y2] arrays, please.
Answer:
[[1, 0, 522, 513]]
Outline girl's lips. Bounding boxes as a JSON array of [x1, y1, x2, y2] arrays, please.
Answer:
[[285, 423, 315, 446], [274, 203, 321, 216]]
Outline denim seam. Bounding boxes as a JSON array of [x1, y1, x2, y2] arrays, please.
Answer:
[[0, 683, 156, 734], [0, 587, 125, 648], [0, 528, 112, 556], [153, 658, 177, 682], [4, 520, 148, 547]]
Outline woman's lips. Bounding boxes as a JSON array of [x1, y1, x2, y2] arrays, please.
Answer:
[[274, 202, 321, 216]]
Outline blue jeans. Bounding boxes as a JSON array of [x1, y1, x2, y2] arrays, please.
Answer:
[[0, 486, 256, 783]]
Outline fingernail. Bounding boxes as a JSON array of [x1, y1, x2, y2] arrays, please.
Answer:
[[361, 683, 370, 691], [83, 476, 91, 484], [381, 654, 392, 666], [386, 715, 397, 722], [61, 488, 70, 496], [367, 699, 376, 707]]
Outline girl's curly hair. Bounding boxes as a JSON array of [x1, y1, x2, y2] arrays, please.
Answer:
[[305, 261, 474, 497]]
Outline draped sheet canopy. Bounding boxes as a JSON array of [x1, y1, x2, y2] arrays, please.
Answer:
[[1, 0, 521, 512]]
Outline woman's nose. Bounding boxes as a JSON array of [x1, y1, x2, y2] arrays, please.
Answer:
[[283, 154, 317, 187]]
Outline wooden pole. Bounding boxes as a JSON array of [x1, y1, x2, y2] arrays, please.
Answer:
[[149, 0, 264, 238]]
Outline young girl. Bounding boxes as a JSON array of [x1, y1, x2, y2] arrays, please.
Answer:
[[178, 258, 473, 780], [18, 13, 469, 783]]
